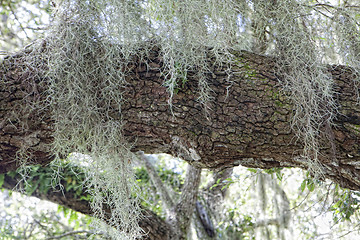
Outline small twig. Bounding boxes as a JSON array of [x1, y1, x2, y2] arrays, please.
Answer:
[[45, 230, 97, 240], [290, 190, 311, 211], [312, 8, 333, 20], [34, 219, 52, 235], [337, 223, 360, 239], [0, 50, 11, 55], [8, 2, 31, 40], [25, 26, 48, 31], [136, 151, 175, 214]]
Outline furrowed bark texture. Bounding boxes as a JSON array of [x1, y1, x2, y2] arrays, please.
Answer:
[[0, 48, 359, 189], [171, 164, 202, 239]]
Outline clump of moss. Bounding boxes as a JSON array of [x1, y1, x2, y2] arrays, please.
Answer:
[[40, 0, 146, 238]]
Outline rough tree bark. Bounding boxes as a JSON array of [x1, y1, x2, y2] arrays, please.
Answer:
[[0, 48, 359, 190], [194, 168, 233, 239], [170, 164, 201, 238]]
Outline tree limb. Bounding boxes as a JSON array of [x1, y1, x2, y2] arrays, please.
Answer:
[[0, 48, 359, 189], [1, 168, 175, 240]]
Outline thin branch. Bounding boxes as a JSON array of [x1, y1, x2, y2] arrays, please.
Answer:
[[290, 189, 311, 211], [2, 167, 174, 239], [312, 8, 333, 20], [45, 230, 98, 240], [136, 151, 175, 215], [25, 26, 48, 31], [337, 223, 360, 239], [33, 219, 52, 236], [7, 3, 30, 41]]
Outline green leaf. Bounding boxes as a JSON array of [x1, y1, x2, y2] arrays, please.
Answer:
[[334, 200, 342, 208], [26, 182, 39, 195], [69, 211, 78, 223], [62, 207, 70, 217], [80, 194, 91, 201], [308, 181, 315, 192], [32, 165, 40, 171], [75, 219, 80, 229], [300, 180, 306, 192], [0, 174, 4, 188], [39, 178, 51, 194], [7, 171, 17, 178]]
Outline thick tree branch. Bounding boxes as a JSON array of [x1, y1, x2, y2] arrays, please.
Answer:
[[0, 48, 359, 189], [1, 169, 175, 240], [45, 230, 98, 240]]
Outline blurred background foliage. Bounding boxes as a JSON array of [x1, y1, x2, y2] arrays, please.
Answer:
[[0, 0, 50, 53]]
